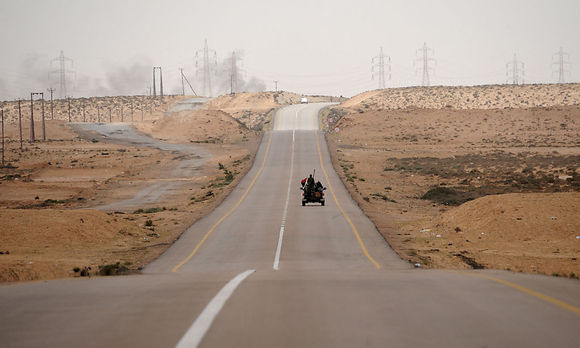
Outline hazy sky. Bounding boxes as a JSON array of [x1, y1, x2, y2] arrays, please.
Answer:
[[0, 0, 579, 99]]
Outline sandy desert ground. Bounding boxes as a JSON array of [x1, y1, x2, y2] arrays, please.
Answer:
[[0, 92, 306, 282], [2, 86, 579, 282], [325, 84, 580, 277]]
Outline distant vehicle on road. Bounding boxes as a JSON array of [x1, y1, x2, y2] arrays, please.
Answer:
[[300, 97, 308, 104], [300, 173, 326, 206]]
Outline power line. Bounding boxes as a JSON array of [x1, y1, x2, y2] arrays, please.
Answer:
[[414, 42, 436, 86], [371, 47, 391, 89], [552, 47, 571, 83], [506, 53, 525, 85]]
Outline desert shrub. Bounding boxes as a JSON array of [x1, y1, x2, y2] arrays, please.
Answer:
[[98, 262, 128, 276]]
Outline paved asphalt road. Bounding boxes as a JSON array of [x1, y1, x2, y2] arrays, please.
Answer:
[[1, 104, 579, 347]]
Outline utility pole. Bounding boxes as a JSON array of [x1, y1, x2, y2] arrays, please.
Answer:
[[195, 39, 217, 97], [47, 88, 55, 119], [180, 69, 197, 95], [415, 42, 435, 87], [82, 101, 86, 122], [97, 106, 101, 123], [108, 107, 112, 123], [131, 101, 134, 122], [29, 93, 46, 141], [371, 46, 391, 89], [506, 53, 525, 85], [41, 94, 45, 140], [152, 67, 156, 97], [273, 80, 279, 92], [17, 99, 23, 150], [552, 47, 571, 83], [180, 68, 185, 96], [120, 104, 124, 122], [51, 51, 74, 99], [1, 109, 4, 167], [68, 97, 72, 122], [29, 93, 35, 142], [160, 68, 164, 98]]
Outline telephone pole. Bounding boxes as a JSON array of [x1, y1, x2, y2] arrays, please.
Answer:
[[51, 51, 74, 99], [506, 53, 525, 85], [552, 47, 570, 83], [41, 94, 45, 140], [29, 93, 35, 142], [195, 39, 217, 97], [30, 92, 45, 141], [153, 67, 156, 97], [17, 99, 23, 150], [1, 109, 4, 167], [180, 68, 197, 95], [180, 68, 185, 95], [371, 46, 391, 89], [415, 42, 435, 86]]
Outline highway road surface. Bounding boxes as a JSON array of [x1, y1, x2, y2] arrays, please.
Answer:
[[1, 104, 579, 347]]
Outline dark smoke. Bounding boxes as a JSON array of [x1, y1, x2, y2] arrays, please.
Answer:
[[195, 50, 266, 97], [1, 53, 155, 100]]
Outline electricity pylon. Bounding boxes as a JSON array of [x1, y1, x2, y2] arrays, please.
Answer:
[[506, 53, 525, 85], [552, 47, 571, 83], [195, 39, 217, 97], [51, 51, 74, 99], [414, 42, 435, 86], [371, 47, 391, 89]]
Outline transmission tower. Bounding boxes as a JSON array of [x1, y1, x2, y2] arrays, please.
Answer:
[[414, 42, 435, 86], [230, 51, 238, 94], [371, 47, 391, 89], [195, 39, 217, 97], [51, 51, 74, 99], [506, 53, 525, 85], [552, 47, 571, 83]]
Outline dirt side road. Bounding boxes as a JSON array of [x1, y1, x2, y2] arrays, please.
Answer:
[[0, 98, 261, 282]]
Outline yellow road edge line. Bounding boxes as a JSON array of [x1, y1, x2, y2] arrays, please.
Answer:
[[314, 129, 381, 269], [470, 273, 580, 316], [172, 132, 274, 273]]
